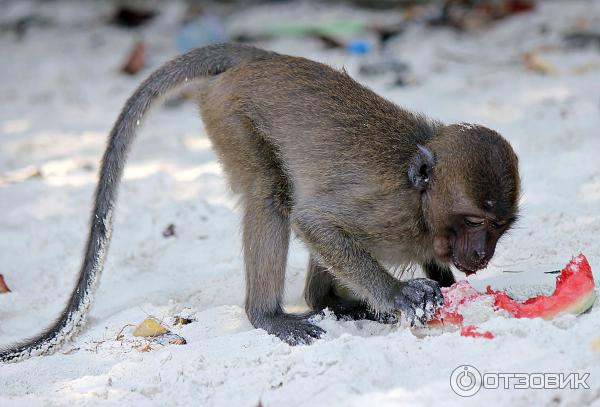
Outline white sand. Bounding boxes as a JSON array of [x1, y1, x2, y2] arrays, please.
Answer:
[[1, 1, 600, 406]]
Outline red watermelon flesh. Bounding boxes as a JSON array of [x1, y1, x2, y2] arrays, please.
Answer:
[[428, 254, 596, 332], [460, 325, 494, 339], [487, 253, 596, 319], [427, 280, 478, 326]]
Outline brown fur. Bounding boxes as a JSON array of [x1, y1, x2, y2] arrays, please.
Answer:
[[197, 52, 520, 339]]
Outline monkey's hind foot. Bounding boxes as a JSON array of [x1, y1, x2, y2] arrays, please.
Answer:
[[257, 312, 325, 346]]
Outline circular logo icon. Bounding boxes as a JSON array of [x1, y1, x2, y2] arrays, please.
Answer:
[[450, 365, 482, 397]]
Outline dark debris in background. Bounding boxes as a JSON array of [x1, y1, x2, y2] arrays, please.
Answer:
[[111, 5, 157, 28]]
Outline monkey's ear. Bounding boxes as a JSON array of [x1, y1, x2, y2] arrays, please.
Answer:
[[408, 145, 436, 191]]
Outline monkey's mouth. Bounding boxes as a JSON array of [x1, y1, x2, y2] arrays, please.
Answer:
[[451, 257, 478, 276]]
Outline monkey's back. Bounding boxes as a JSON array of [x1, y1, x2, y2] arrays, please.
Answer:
[[197, 54, 433, 256], [200, 55, 435, 193]]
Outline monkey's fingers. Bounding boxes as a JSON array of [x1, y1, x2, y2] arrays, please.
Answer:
[[392, 294, 417, 325], [283, 322, 325, 346], [408, 278, 444, 308], [393, 278, 444, 325], [264, 313, 325, 346]]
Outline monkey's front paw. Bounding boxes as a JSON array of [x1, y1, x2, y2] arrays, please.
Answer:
[[258, 312, 325, 346], [392, 278, 444, 325]]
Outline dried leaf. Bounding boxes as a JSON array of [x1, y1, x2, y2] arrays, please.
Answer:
[[133, 318, 168, 337], [0, 274, 11, 293], [524, 51, 557, 75], [174, 316, 193, 325], [122, 41, 145, 75], [137, 343, 152, 353]]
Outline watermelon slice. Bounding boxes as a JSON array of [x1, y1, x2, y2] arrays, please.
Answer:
[[427, 254, 596, 336], [487, 254, 596, 319]]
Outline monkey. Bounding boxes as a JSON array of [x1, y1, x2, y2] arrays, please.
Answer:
[[0, 43, 520, 362]]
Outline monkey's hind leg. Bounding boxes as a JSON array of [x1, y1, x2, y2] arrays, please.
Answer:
[[304, 256, 397, 324], [243, 194, 324, 345], [199, 100, 322, 345]]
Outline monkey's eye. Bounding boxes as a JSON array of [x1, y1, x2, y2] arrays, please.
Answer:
[[491, 220, 509, 229], [464, 217, 484, 227]]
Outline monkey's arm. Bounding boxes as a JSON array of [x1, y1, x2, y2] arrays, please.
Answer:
[[293, 208, 443, 322], [304, 256, 398, 323], [423, 261, 456, 288]]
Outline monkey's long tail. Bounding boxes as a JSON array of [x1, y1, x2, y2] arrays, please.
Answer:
[[0, 44, 275, 363]]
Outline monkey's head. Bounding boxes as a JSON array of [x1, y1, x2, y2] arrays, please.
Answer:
[[410, 123, 520, 275]]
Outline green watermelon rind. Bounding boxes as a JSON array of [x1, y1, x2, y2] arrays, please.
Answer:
[[547, 288, 596, 319], [490, 254, 596, 319]]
